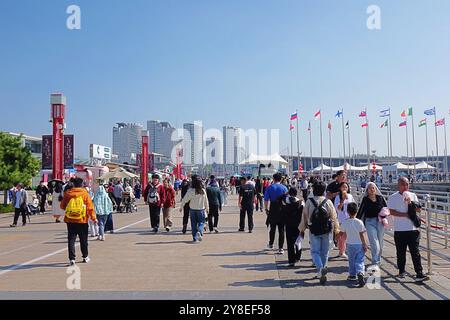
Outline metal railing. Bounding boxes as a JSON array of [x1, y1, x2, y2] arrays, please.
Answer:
[[350, 184, 450, 274]]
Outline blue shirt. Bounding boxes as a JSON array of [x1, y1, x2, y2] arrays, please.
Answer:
[[264, 183, 288, 202], [15, 190, 22, 209]]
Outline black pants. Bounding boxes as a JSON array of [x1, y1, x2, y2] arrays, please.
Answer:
[[208, 205, 219, 231], [13, 207, 27, 225], [286, 225, 302, 264], [105, 213, 114, 232], [239, 205, 254, 231], [115, 197, 122, 212], [149, 205, 161, 229], [39, 197, 46, 213], [183, 204, 190, 226], [394, 230, 423, 274], [67, 223, 89, 261], [301, 189, 308, 202], [269, 222, 285, 249], [255, 194, 263, 211]]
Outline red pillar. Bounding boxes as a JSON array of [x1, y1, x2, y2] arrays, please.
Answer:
[[50, 94, 66, 180], [141, 135, 149, 187]]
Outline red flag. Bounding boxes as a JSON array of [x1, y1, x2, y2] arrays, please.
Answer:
[[359, 111, 367, 117], [314, 110, 321, 120], [327, 121, 331, 130], [290, 112, 298, 120], [436, 118, 445, 126], [290, 123, 294, 131], [399, 121, 407, 127], [361, 123, 368, 128]]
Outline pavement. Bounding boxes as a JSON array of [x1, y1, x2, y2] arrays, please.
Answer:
[[0, 195, 449, 300]]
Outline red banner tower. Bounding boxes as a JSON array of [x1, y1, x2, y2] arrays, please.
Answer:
[[50, 94, 66, 180], [141, 135, 149, 187]]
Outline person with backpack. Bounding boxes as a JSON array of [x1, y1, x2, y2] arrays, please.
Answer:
[[264, 173, 288, 254], [143, 174, 166, 233], [238, 176, 256, 233], [206, 176, 222, 233], [60, 177, 96, 265], [387, 177, 429, 282], [281, 187, 304, 267], [162, 178, 175, 232], [299, 182, 339, 285], [93, 185, 113, 241]]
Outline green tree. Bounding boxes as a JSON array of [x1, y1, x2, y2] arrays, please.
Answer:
[[0, 133, 40, 204]]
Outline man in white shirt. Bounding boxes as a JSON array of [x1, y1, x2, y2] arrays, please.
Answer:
[[387, 177, 429, 282]]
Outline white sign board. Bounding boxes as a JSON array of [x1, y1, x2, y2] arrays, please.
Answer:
[[90, 144, 111, 160]]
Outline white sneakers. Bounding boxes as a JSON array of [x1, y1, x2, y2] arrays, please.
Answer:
[[197, 232, 203, 242], [97, 235, 106, 241], [83, 257, 90, 263], [214, 227, 219, 233], [69, 260, 76, 266]]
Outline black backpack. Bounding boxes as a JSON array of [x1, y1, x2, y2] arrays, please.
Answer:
[[309, 198, 332, 236]]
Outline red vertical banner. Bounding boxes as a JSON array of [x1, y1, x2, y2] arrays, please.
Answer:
[[51, 94, 66, 181], [64, 135, 74, 169], [42, 135, 53, 170], [141, 135, 149, 188]]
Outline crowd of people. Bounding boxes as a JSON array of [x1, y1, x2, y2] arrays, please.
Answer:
[[6, 169, 430, 286]]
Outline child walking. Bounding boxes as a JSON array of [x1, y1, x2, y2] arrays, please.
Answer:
[[339, 202, 368, 287]]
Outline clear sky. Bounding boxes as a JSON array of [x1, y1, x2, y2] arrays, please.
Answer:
[[1, 0, 450, 159]]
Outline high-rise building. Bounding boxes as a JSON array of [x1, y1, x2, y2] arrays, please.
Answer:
[[183, 122, 203, 165], [112, 123, 146, 164], [147, 120, 180, 160], [223, 126, 242, 165], [205, 137, 223, 165]]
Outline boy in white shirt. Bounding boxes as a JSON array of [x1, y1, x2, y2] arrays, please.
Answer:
[[340, 202, 368, 287]]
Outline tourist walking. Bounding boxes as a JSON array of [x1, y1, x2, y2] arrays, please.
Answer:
[[299, 176, 309, 202], [299, 181, 339, 285], [36, 181, 49, 214], [334, 182, 355, 258], [162, 178, 175, 232], [113, 181, 124, 213], [50, 180, 64, 223], [60, 177, 97, 265], [356, 182, 387, 267], [143, 174, 166, 233], [10, 183, 28, 227], [180, 178, 191, 234], [239, 176, 256, 233], [255, 177, 264, 212], [206, 176, 222, 233], [134, 182, 142, 200], [180, 178, 209, 243], [280, 187, 304, 267], [93, 185, 113, 241], [264, 173, 288, 254], [387, 177, 429, 282]]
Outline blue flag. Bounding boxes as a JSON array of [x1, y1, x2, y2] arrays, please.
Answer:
[[335, 110, 343, 118], [424, 108, 436, 116]]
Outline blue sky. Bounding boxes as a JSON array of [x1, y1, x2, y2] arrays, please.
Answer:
[[1, 0, 450, 159]]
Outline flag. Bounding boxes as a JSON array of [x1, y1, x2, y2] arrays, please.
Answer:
[[436, 118, 445, 126], [399, 121, 407, 127], [361, 123, 368, 128], [424, 108, 436, 116], [328, 121, 332, 130], [345, 121, 349, 129], [290, 123, 294, 131], [307, 121, 311, 131], [379, 109, 390, 117], [290, 112, 298, 120], [418, 119, 426, 127], [359, 111, 367, 117], [401, 107, 413, 117], [335, 110, 343, 118], [314, 110, 321, 120], [380, 120, 388, 128]]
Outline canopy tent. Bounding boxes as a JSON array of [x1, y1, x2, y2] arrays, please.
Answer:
[[97, 167, 139, 181], [311, 164, 333, 172], [415, 161, 435, 170], [239, 153, 288, 165]]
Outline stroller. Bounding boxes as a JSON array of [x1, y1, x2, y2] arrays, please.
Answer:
[[122, 192, 137, 213]]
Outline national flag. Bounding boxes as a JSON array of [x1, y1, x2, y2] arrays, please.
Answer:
[[399, 121, 407, 127], [380, 120, 388, 128], [290, 123, 295, 131], [379, 109, 390, 117], [359, 110, 367, 117], [328, 121, 332, 130], [424, 108, 436, 116], [418, 119, 427, 127], [436, 118, 445, 126], [307, 121, 311, 131], [401, 107, 413, 117], [335, 110, 343, 118], [361, 123, 368, 128], [345, 121, 349, 129], [314, 110, 321, 120], [290, 112, 298, 120]]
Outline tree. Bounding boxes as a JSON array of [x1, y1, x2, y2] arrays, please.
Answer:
[[0, 133, 40, 204]]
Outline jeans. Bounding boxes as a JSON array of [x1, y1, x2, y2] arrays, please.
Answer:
[[239, 204, 254, 231], [149, 205, 161, 229], [394, 230, 423, 275], [190, 209, 206, 241], [347, 243, 365, 276], [67, 223, 89, 261], [97, 214, 109, 236], [365, 217, 385, 265], [208, 205, 219, 231], [310, 232, 331, 272]]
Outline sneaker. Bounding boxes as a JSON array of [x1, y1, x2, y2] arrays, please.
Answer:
[[10, 224, 16, 228], [22, 223, 27, 227], [397, 272, 407, 279], [267, 244, 274, 250], [97, 236, 101, 241], [182, 226, 187, 234], [214, 227, 219, 233], [55, 219, 61, 223], [277, 248, 284, 255], [82, 257, 90, 263], [248, 230, 253, 233], [153, 228, 158, 233], [69, 260, 76, 266], [238, 229, 245, 232], [101, 235, 105, 241], [415, 273, 430, 282], [288, 262, 295, 267], [166, 227, 170, 232], [197, 232, 203, 242], [193, 239, 199, 243], [357, 273, 366, 287], [347, 275, 357, 281], [320, 267, 328, 285]]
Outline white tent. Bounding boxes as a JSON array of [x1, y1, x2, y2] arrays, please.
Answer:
[[415, 161, 435, 170], [239, 153, 288, 165], [311, 164, 333, 172]]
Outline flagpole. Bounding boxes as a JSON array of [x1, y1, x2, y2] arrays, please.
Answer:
[[347, 122, 351, 170], [425, 120, 429, 163], [434, 109, 439, 172], [309, 121, 313, 173], [296, 109, 300, 175], [329, 121, 332, 174], [290, 122, 293, 176], [386, 121, 389, 159], [365, 111, 370, 177], [389, 111, 393, 158], [320, 111, 324, 181], [411, 109, 417, 179], [405, 117, 410, 176], [341, 109, 346, 167], [444, 117, 448, 179]]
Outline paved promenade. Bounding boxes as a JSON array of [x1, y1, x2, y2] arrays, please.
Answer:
[[0, 195, 449, 300]]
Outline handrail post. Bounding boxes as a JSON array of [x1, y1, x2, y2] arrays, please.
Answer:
[[424, 194, 433, 275]]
